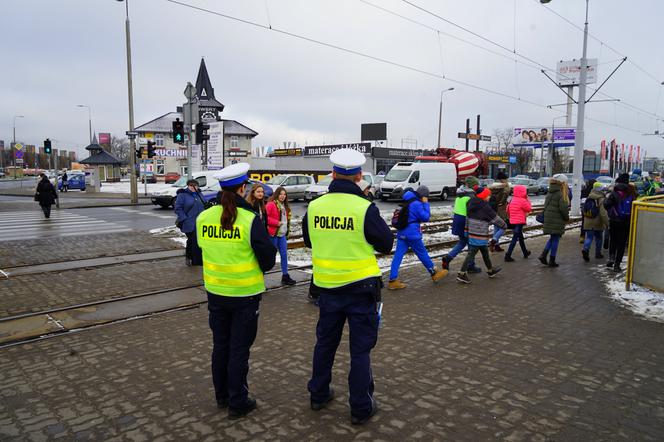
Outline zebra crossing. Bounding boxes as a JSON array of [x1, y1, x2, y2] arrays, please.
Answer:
[[0, 210, 132, 241]]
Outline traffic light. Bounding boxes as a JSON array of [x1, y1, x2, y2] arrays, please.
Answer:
[[136, 146, 143, 159], [172, 118, 185, 144], [44, 139, 52, 154], [195, 122, 210, 144], [147, 140, 156, 158]]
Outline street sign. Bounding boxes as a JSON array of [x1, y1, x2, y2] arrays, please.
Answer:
[[15, 150, 23, 159], [458, 133, 491, 141], [183, 101, 200, 127], [15, 159, 23, 165], [183, 82, 197, 100], [15, 143, 23, 150]]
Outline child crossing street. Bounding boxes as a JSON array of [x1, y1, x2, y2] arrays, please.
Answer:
[[504, 184, 532, 262]]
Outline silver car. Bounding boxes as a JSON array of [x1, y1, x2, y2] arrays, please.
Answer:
[[266, 174, 315, 201]]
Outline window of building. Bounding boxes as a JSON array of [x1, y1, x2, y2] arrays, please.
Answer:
[[230, 136, 239, 148], [155, 133, 165, 147], [155, 160, 165, 175]]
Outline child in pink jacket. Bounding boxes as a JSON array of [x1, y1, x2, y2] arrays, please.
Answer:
[[504, 185, 532, 261]]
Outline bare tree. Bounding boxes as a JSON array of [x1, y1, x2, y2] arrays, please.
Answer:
[[493, 127, 514, 150], [109, 135, 130, 162]]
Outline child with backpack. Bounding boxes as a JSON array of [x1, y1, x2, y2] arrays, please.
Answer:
[[388, 186, 448, 289], [441, 176, 481, 272], [504, 184, 532, 262], [603, 173, 636, 272], [581, 182, 609, 262], [457, 187, 506, 284]]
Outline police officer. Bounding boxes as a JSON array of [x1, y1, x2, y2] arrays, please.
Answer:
[[303, 149, 393, 425], [197, 163, 276, 419]]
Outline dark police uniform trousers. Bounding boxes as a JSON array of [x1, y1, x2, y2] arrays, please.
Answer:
[[208, 292, 261, 408], [308, 286, 380, 419]]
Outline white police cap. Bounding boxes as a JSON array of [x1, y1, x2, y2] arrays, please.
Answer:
[[213, 162, 251, 187], [330, 148, 366, 175]]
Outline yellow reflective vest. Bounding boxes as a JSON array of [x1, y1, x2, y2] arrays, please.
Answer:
[[197, 205, 266, 297], [307, 192, 381, 288]]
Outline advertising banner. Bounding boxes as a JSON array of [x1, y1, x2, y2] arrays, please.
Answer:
[[154, 149, 187, 158], [600, 140, 609, 173], [207, 121, 224, 169], [556, 59, 598, 86], [273, 148, 303, 156], [98, 133, 111, 145], [371, 147, 426, 159], [512, 127, 575, 147], [304, 143, 370, 156]]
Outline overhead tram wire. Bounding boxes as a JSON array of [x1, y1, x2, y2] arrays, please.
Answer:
[[162, 0, 647, 135]]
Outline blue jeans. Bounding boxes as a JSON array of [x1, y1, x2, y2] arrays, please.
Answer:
[[389, 237, 434, 280], [506, 224, 527, 256], [270, 235, 289, 275], [447, 234, 478, 269], [583, 230, 603, 256], [308, 292, 378, 419], [543, 234, 561, 257], [493, 227, 506, 242]]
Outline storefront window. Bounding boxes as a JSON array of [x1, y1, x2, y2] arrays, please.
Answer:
[[156, 160, 165, 175], [155, 133, 165, 147]]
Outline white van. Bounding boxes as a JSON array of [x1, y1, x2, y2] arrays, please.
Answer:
[[150, 171, 220, 208], [378, 162, 457, 201]]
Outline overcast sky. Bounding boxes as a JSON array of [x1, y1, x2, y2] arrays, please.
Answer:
[[2, 0, 664, 159]]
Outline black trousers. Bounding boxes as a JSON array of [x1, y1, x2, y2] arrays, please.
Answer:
[[461, 245, 492, 272], [185, 231, 203, 265], [208, 293, 261, 409], [40, 204, 52, 218], [608, 220, 630, 266]]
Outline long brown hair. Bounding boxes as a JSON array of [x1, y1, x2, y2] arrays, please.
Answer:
[[246, 183, 265, 208], [220, 184, 243, 230], [268, 186, 291, 214]]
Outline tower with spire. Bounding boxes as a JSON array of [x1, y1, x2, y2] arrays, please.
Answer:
[[195, 58, 225, 122]]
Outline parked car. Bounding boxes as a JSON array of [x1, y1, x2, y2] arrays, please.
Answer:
[[58, 173, 86, 191], [265, 174, 315, 201], [151, 171, 219, 209], [245, 179, 273, 198], [535, 177, 550, 194], [305, 174, 333, 201], [378, 162, 457, 201], [164, 172, 181, 184], [595, 176, 614, 187], [511, 178, 541, 195], [141, 172, 157, 184], [479, 178, 494, 187]]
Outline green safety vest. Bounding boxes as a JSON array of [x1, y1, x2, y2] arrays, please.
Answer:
[[196, 205, 265, 297], [453, 195, 470, 216], [307, 192, 381, 288]]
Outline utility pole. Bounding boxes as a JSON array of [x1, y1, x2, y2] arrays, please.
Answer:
[[465, 118, 470, 152], [437, 87, 454, 148], [119, 0, 138, 204], [475, 115, 481, 152], [183, 82, 198, 181]]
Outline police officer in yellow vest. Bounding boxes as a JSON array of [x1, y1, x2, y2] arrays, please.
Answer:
[[303, 149, 393, 425], [197, 163, 276, 419]]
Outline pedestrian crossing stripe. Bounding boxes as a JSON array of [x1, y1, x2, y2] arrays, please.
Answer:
[[0, 211, 132, 241]]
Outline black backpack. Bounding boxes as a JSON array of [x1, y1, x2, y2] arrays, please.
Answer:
[[391, 201, 412, 230]]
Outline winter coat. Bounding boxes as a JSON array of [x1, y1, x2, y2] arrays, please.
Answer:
[[542, 183, 570, 235], [35, 178, 57, 206], [451, 186, 474, 236], [604, 183, 633, 224], [397, 190, 430, 240], [466, 196, 507, 246], [489, 181, 510, 221], [250, 200, 268, 231], [174, 188, 205, 234], [582, 189, 609, 231], [266, 200, 291, 237], [506, 185, 532, 225]]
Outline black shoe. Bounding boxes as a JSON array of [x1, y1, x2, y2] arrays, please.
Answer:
[[351, 403, 378, 425], [582, 250, 590, 262], [456, 272, 471, 284], [487, 267, 502, 278], [441, 255, 450, 270], [282, 275, 296, 286], [228, 398, 257, 419], [606, 261, 614, 268], [311, 388, 335, 411], [489, 239, 496, 252], [538, 253, 548, 265], [612, 264, 622, 272], [217, 398, 229, 409], [595, 253, 604, 259], [504, 255, 515, 262], [494, 244, 505, 253], [524, 250, 531, 258], [548, 257, 559, 268]]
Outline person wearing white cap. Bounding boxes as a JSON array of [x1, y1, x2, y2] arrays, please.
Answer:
[[303, 148, 393, 425], [196, 162, 276, 419]]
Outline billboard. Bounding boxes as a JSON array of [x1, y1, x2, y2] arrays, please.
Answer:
[[512, 127, 575, 148], [304, 143, 370, 156], [206, 121, 225, 169], [361, 123, 387, 141], [556, 59, 598, 86], [98, 133, 111, 145]]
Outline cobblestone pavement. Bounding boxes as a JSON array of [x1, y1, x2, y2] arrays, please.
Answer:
[[1, 233, 664, 441], [0, 232, 180, 268]]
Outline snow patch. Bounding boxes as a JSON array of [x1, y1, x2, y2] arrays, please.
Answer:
[[601, 269, 664, 323]]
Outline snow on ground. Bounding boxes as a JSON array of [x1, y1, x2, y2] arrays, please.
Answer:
[[100, 179, 174, 194], [597, 266, 664, 323]]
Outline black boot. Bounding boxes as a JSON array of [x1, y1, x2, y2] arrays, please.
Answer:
[[538, 251, 548, 265], [548, 256, 559, 267], [282, 274, 296, 286], [582, 249, 590, 262]]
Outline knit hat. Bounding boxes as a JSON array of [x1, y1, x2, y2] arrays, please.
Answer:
[[415, 185, 430, 198], [475, 186, 491, 200], [358, 180, 371, 192], [464, 176, 480, 189], [593, 181, 603, 189], [616, 173, 629, 184], [552, 173, 568, 182], [496, 172, 508, 181]]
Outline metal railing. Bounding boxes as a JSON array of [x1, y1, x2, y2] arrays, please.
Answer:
[[626, 195, 664, 291]]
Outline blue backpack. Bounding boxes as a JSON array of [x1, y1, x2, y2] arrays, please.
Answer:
[[614, 194, 633, 220], [582, 198, 599, 218]]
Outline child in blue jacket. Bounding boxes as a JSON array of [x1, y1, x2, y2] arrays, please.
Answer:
[[388, 186, 449, 289]]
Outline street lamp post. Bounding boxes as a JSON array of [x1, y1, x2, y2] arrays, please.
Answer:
[[76, 104, 93, 144], [437, 87, 455, 148], [117, 0, 138, 204], [12, 115, 24, 179], [546, 115, 568, 176]]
